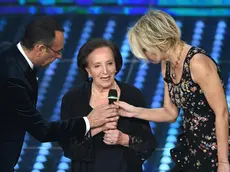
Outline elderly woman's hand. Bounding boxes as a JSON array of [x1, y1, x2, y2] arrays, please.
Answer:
[[102, 121, 118, 131], [103, 129, 129, 146]]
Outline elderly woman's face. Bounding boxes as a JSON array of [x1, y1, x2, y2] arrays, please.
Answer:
[[86, 47, 116, 89]]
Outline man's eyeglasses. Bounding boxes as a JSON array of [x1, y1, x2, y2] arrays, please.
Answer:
[[44, 44, 64, 55]]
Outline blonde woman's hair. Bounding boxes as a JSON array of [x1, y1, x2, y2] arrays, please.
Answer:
[[128, 9, 181, 60]]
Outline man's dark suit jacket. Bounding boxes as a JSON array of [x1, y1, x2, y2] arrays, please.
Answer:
[[0, 45, 86, 172]]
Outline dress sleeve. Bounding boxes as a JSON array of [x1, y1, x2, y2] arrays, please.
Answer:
[[128, 118, 156, 162], [122, 86, 157, 162], [58, 90, 94, 162]]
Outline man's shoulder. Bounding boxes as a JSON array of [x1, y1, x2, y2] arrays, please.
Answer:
[[0, 46, 25, 87]]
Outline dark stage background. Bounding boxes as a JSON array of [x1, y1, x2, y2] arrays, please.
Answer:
[[0, 0, 230, 171]]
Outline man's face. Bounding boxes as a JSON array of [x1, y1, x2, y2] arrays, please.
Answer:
[[36, 30, 64, 67]]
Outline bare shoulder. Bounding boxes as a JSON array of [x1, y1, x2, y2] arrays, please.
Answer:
[[190, 53, 217, 72], [190, 53, 217, 82]]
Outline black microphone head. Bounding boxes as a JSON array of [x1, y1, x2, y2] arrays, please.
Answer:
[[108, 89, 118, 104]]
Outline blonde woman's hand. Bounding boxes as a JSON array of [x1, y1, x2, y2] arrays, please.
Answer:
[[114, 101, 140, 118]]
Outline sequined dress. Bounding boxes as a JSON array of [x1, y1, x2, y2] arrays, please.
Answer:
[[164, 47, 230, 171]]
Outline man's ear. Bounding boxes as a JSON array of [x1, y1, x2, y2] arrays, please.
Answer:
[[35, 44, 46, 53], [33, 44, 46, 57]]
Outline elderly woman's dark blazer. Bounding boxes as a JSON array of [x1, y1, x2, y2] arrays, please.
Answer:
[[59, 79, 156, 172]]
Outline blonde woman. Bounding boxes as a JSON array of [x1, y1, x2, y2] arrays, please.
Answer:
[[115, 10, 230, 172]]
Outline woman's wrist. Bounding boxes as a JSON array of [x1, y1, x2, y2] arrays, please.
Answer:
[[219, 160, 229, 164], [119, 133, 129, 147], [91, 127, 102, 136], [134, 107, 143, 118]]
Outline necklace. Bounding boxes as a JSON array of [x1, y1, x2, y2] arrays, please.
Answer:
[[171, 42, 184, 79], [91, 81, 117, 100]]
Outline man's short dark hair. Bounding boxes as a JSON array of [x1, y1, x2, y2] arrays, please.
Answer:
[[77, 38, 123, 77], [21, 16, 64, 50]]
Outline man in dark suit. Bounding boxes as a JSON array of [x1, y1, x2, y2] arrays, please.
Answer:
[[0, 16, 118, 172]]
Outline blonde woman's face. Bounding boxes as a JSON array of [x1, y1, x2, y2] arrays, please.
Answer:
[[143, 49, 162, 64], [86, 47, 116, 89]]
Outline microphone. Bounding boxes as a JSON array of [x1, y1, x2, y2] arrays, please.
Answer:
[[108, 89, 118, 104]]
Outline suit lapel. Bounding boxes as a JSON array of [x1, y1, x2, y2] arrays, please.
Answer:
[[26, 68, 38, 104], [11, 45, 38, 104]]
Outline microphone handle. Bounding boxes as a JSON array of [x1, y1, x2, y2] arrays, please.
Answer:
[[109, 99, 116, 104]]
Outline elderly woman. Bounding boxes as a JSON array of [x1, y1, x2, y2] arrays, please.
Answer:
[[59, 38, 156, 172], [115, 10, 230, 172]]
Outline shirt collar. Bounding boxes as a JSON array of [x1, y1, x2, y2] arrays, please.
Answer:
[[16, 42, 34, 69]]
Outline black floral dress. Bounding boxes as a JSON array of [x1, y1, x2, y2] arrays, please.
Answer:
[[164, 47, 230, 172]]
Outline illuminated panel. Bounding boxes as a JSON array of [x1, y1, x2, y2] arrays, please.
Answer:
[[0, 6, 230, 16], [115, 33, 131, 81], [211, 21, 226, 63], [8, 0, 230, 6]]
